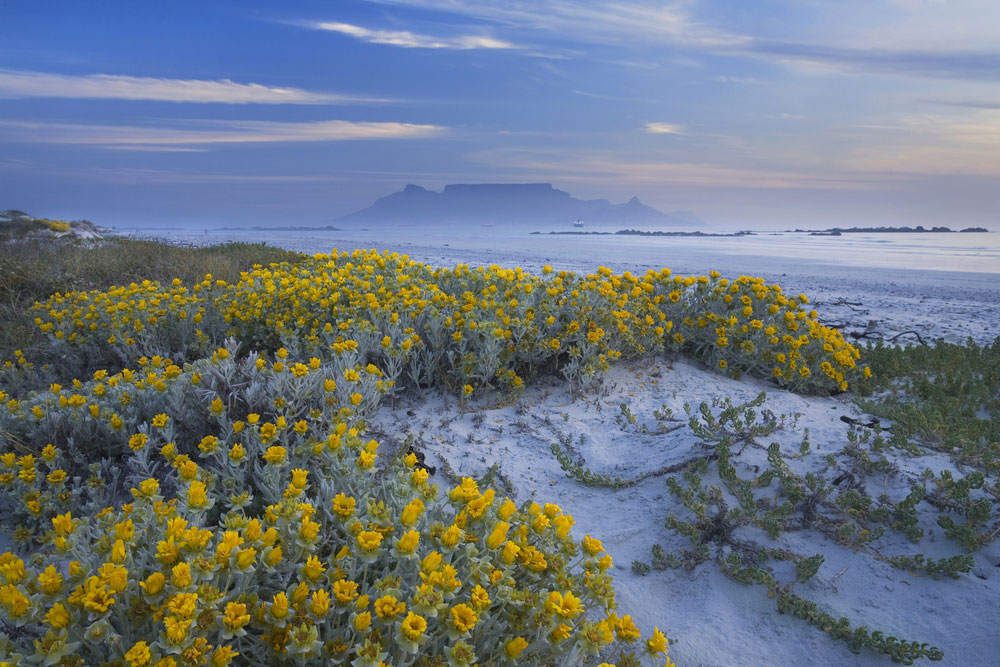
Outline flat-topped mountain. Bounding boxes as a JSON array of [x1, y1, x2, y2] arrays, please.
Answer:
[[338, 183, 703, 227]]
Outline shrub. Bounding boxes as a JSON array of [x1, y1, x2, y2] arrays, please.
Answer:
[[23, 249, 865, 396], [0, 342, 673, 666]]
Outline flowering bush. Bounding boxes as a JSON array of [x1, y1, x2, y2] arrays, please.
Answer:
[[0, 343, 673, 666], [0, 247, 872, 666], [25, 249, 865, 396]]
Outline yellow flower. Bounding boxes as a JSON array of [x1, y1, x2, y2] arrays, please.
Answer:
[[111, 539, 127, 563], [264, 545, 283, 566], [164, 616, 192, 643], [198, 435, 219, 453], [171, 562, 192, 588], [357, 450, 376, 469], [354, 610, 372, 631], [400, 498, 424, 525], [141, 572, 165, 596], [547, 590, 583, 619], [616, 614, 641, 641], [449, 603, 477, 633], [38, 565, 63, 595], [81, 576, 115, 613], [470, 584, 491, 610], [333, 579, 359, 605], [302, 555, 325, 581], [647, 626, 669, 655], [505, 637, 528, 658], [228, 444, 245, 462], [187, 481, 208, 509], [498, 497, 516, 520], [350, 392, 363, 406], [299, 517, 320, 542], [210, 646, 239, 667], [331, 493, 356, 518], [374, 594, 405, 619], [400, 611, 427, 641], [396, 529, 420, 554], [167, 592, 198, 619], [46, 601, 71, 629], [125, 640, 152, 667], [356, 530, 382, 554], [222, 601, 250, 631], [440, 524, 462, 548], [128, 433, 148, 452], [234, 547, 257, 570], [291, 468, 309, 488], [549, 623, 572, 642], [269, 591, 289, 620], [310, 589, 331, 616], [486, 521, 510, 549], [262, 446, 286, 465]]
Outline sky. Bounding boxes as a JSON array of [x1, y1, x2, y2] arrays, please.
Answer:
[[1, 0, 999, 229]]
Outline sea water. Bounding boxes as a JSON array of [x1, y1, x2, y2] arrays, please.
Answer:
[[150, 226, 1000, 275]]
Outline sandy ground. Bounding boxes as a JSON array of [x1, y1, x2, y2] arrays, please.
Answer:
[[373, 356, 1000, 667]]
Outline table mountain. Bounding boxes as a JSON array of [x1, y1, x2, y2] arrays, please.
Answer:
[[338, 183, 703, 227]]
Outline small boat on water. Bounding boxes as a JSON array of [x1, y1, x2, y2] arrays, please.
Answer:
[[573, 219, 584, 228]]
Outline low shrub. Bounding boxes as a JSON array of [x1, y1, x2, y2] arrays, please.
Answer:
[[0, 344, 672, 666]]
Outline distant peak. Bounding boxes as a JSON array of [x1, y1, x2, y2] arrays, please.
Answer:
[[402, 184, 427, 193]]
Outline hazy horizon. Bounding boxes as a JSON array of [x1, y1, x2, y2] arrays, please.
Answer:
[[3, 1, 1000, 229]]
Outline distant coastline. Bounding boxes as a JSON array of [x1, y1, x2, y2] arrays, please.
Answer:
[[791, 225, 989, 234], [217, 225, 342, 232], [536, 229, 756, 238]]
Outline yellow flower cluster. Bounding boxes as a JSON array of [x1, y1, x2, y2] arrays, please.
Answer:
[[2, 248, 867, 666], [24, 249, 863, 396], [0, 342, 673, 666]]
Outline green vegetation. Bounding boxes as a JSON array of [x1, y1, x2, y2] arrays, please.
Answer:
[[856, 338, 1000, 468], [612, 387, 996, 663], [0, 218, 302, 366]]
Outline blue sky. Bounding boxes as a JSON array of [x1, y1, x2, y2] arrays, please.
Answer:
[[2, 0, 999, 228]]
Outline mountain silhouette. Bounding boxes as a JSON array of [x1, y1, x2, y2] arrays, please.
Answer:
[[338, 183, 703, 227]]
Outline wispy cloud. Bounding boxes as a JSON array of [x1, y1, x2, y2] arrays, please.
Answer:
[[0, 69, 388, 104], [100, 145, 209, 153], [364, 0, 748, 49], [645, 122, 684, 135], [368, 1, 1000, 81], [0, 118, 447, 147], [921, 98, 1000, 110], [467, 147, 895, 191], [749, 41, 1000, 81], [845, 111, 1000, 175], [311, 21, 515, 50]]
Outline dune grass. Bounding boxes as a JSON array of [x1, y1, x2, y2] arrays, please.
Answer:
[[0, 233, 303, 361]]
